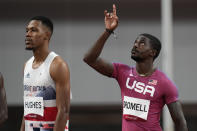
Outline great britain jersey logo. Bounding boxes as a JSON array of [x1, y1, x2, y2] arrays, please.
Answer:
[[126, 74, 155, 97], [25, 73, 30, 78]]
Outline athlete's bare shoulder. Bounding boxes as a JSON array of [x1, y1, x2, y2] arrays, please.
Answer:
[[52, 56, 68, 69], [50, 56, 69, 81]]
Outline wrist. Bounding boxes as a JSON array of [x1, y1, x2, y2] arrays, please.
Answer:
[[105, 28, 114, 34]]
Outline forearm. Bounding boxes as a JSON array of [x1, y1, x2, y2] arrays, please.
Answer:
[[20, 117, 25, 131], [168, 101, 188, 131], [0, 88, 8, 125], [174, 119, 188, 131], [83, 30, 111, 63], [0, 109, 8, 125], [0, 103, 8, 125], [54, 111, 69, 131]]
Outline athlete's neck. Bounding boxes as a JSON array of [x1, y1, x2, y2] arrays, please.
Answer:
[[136, 60, 154, 76], [33, 48, 50, 63]]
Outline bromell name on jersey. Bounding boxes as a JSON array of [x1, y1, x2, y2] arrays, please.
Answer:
[[126, 74, 155, 97]]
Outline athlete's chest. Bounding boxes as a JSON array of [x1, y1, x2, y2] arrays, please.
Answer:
[[23, 68, 55, 97], [24, 67, 52, 85], [120, 70, 162, 121], [119, 70, 160, 100]]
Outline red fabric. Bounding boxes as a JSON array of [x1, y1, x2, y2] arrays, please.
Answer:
[[25, 107, 57, 121]]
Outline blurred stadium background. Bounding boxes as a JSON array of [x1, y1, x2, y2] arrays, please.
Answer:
[[0, 0, 196, 130]]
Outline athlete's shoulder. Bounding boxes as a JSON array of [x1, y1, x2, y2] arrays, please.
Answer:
[[50, 55, 69, 81], [155, 69, 168, 78], [27, 56, 34, 62], [23, 56, 34, 71], [51, 55, 69, 74], [24, 56, 34, 66], [155, 69, 175, 85], [53, 55, 68, 66]]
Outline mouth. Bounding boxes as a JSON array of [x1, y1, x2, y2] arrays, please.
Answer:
[[25, 38, 32, 44], [131, 50, 136, 54], [131, 49, 138, 55]]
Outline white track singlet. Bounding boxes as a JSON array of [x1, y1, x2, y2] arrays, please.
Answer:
[[23, 52, 69, 131]]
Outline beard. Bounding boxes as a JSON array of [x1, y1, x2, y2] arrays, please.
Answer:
[[25, 42, 34, 50], [25, 47, 33, 50], [131, 55, 144, 62]]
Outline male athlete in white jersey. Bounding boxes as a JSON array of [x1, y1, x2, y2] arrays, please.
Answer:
[[20, 16, 70, 131], [84, 4, 188, 131]]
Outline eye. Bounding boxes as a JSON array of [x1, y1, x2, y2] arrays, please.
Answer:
[[31, 27, 38, 32], [140, 43, 145, 46], [32, 28, 36, 32], [133, 42, 138, 47], [138, 41, 145, 47]]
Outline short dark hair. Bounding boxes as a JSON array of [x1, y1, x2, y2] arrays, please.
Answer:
[[140, 33, 162, 60], [30, 16, 53, 35]]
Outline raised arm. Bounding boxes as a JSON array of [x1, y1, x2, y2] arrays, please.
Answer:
[[83, 4, 119, 77], [50, 57, 70, 131], [0, 73, 8, 126], [167, 101, 188, 131]]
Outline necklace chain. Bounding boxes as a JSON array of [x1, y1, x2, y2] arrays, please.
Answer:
[[137, 68, 155, 77]]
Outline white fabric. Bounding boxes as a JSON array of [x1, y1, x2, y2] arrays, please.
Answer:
[[123, 96, 150, 120], [24, 96, 44, 116]]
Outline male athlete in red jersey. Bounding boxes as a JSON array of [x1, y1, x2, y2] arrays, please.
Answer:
[[84, 4, 188, 131]]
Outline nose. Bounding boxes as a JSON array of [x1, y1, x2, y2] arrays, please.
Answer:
[[26, 30, 31, 37], [133, 42, 139, 48]]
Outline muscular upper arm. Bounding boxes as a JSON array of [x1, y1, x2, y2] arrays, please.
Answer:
[[167, 101, 188, 131], [84, 57, 114, 77], [50, 57, 70, 113]]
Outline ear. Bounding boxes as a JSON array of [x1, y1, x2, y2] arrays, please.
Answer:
[[150, 49, 157, 58], [44, 31, 51, 41]]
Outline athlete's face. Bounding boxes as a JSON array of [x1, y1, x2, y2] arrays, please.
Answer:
[[131, 35, 154, 62], [25, 20, 49, 50]]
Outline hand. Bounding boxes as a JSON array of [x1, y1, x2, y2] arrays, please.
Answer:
[[104, 4, 119, 31]]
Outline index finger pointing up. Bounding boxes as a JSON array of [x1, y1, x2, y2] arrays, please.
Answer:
[[113, 4, 117, 16]]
